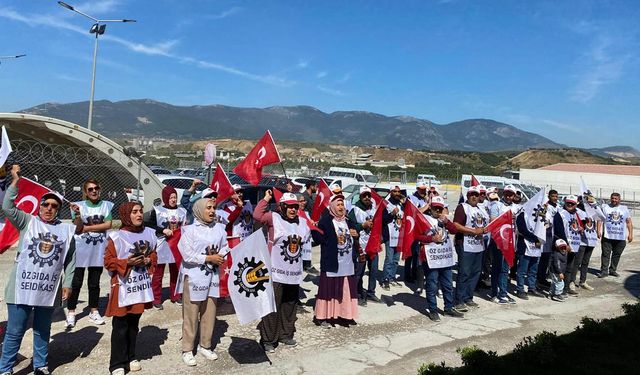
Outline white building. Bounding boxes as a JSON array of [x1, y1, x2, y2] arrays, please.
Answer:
[[519, 163, 640, 202]]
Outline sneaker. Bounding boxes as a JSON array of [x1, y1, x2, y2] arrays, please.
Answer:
[[88, 311, 105, 325], [66, 313, 76, 329], [427, 311, 441, 322], [516, 291, 529, 300], [465, 300, 479, 308], [182, 351, 197, 366], [567, 288, 579, 296], [437, 290, 443, 299], [305, 266, 320, 276], [454, 303, 469, 312], [0, 371, 12, 375], [263, 343, 276, 353], [391, 280, 403, 288], [173, 298, 183, 306], [537, 280, 551, 289], [367, 294, 383, 303], [610, 271, 620, 277], [111, 369, 126, 375], [153, 303, 164, 310], [414, 287, 423, 295], [382, 281, 390, 291], [358, 298, 367, 307], [492, 297, 509, 305], [569, 282, 577, 292], [444, 308, 464, 318], [598, 272, 608, 278], [197, 346, 218, 360], [129, 360, 142, 372], [279, 338, 297, 346], [528, 289, 545, 298], [580, 282, 595, 291], [506, 296, 517, 304], [34, 367, 50, 375], [550, 295, 565, 302]]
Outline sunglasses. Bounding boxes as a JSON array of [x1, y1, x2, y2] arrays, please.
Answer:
[[87, 186, 101, 192], [468, 192, 480, 197], [41, 202, 59, 209], [361, 194, 372, 198]]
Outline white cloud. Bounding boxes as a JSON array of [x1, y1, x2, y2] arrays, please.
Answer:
[[542, 119, 581, 133], [336, 72, 351, 84], [74, 0, 122, 16], [297, 60, 309, 69], [54, 73, 85, 82], [317, 85, 345, 96], [206, 7, 243, 20], [316, 71, 327, 79]]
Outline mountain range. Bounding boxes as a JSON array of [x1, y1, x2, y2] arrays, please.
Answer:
[[18, 99, 636, 155]]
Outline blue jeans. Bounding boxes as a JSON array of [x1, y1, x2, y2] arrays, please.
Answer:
[[550, 273, 564, 296], [423, 263, 454, 311], [0, 304, 54, 372], [382, 242, 400, 282], [490, 242, 510, 299], [516, 253, 539, 293], [455, 251, 483, 304], [356, 254, 379, 297]]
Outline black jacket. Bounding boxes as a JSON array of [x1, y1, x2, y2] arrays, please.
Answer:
[[516, 212, 539, 255], [550, 250, 567, 275], [312, 213, 357, 274]]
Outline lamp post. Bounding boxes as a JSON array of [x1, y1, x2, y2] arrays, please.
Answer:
[[0, 54, 26, 65], [57, 1, 135, 131]]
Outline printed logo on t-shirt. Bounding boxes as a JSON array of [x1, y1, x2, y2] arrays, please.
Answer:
[[129, 240, 152, 272], [200, 244, 220, 275], [280, 234, 302, 264], [82, 214, 106, 245], [26, 233, 64, 267], [608, 211, 624, 226], [337, 227, 352, 256]]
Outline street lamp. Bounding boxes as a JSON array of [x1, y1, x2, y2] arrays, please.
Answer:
[[57, 1, 136, 131], [0, 54, 26, 65]]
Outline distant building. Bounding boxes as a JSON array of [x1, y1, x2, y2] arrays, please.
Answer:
[[519, 163, 640, 202], [428, 159, 451, 166]]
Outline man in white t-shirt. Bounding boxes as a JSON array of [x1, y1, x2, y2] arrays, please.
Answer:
[[597, 192, 633, 277]]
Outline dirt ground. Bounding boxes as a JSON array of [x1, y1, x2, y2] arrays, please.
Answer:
[[1, 209, 638, 375]]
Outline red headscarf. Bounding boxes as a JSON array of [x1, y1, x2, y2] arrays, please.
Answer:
[[162, 185, 178, 209], [119, 202, 144, 233]]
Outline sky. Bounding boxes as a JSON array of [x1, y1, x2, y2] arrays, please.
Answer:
[[0, 0, 638, 148]]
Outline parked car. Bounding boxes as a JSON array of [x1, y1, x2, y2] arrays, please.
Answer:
[[125, 175, 208, 205], [148, 166, 173, 175]]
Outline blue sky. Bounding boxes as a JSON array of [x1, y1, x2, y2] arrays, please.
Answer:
[[1, 0, 638, 148]]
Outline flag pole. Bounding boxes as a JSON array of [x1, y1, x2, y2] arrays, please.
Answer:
[[280, 161, 288, 178]]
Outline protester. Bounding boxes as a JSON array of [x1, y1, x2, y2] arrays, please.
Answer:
[[0, 165, 82, 375], [253, 190, 311, 353], [597, 192, 633, 278], [537, 189, 559, 291], [575, 195, 598, 291], [416, 197, 462, 321], [177, 195, 227, 366], [105, 202, 157, 375], [296, 193, 317, 276], [67, 178, 113, 327], [453, 186, 488, 311], [553, 195, 584, 296], [477, 185, 492, 288], [406, 181, 429, 283], [514, 211, 544, 299], [312, 194, 359, 328], [549, 239, 569, 302], [145, 185, 187, 310], [301, 180, 317, 215], [488, 185, 518, 304], [382, 186, 405, 290]]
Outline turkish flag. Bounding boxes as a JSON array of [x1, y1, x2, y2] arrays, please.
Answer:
[[397, 200, 431, 260], [486, 209, 515, 267], [0, 178, 51, 253], [233, 130, 281, 186], [299, 209, 322, 234], [311, 179, 331, 221], [364, 190, 386, 259], [166, 229, 183, 269], [219, 237, 240, 298], [471, 175, 480, 186], [272, 187, 283, 203], [210, 163, 235, 203]]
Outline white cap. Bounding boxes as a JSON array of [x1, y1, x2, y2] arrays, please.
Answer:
[[232, 184, 242, 191], [431, 196, 445, 208], [329, 183, 342, 193], [467, 186, 480, 195], [279, 192, 298, 205], [416, 180, 428, 189], [565, 195, 578, 204], [477, 184, 487, 193], [503, 184, 516, 194], [359, 186, 372, 195], [555, 239, 568, 248], [201, 188, 217, 199]]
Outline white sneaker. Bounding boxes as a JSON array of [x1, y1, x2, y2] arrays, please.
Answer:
[[111, 369, 125, 375], [66, 313, 76, 328], [88, 311, 105, 325], [182, 352, 197, 366], [197, 346, 218, 360], [569, 282, 577, 292], [580, 282, 595, 291], [129, 360, 141, 372]]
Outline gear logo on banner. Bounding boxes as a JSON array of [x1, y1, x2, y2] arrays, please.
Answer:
[[27, 233, 64, 267], [201, 244, 219, 276], [233, 256, 269, 297], [280, 234, 302, 264], [129, 240, 152, 272], [82, 214, 106, 245], [532, 205, 547, 222]]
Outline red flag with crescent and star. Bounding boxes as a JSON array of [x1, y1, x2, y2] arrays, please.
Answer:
[[397, 200, 431, 260], [471, 175, 480, 187], [0, 178, 51, 253], [311, 179, 332, 221], [233, 130, 282, 186], [486, 209, 515, 267], [210, 163, 235, 204], [364, 190, 386, 259]]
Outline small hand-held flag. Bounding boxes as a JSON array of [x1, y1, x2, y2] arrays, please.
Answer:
[[233, 130, 281, 186], [210, 163, 235, 203], [364, 190, 386, 259], [311, 179, 332, 221], [397, 200, 431, 259]]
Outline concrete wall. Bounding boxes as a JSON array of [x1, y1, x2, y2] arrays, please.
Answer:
[[519, 168, 640, 202]]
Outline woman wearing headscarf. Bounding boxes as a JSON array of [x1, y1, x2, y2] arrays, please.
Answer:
[[253, 190, 311, 353], [312, 194, 359, 328], [105, 202, 157, 375], [145, 185, 187, 309], [67, 178, 114, 328], [176, 193, 228, 366], [0, 165, 83, 375]]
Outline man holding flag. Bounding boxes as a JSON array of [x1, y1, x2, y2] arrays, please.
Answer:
[[514, 188, 547, 299], [381, 186, 405, 290], [488, 185, 518, 304]]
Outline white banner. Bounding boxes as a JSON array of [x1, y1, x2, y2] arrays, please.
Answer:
[[227, 231, 276, 325], [522, 187, 547, 243]]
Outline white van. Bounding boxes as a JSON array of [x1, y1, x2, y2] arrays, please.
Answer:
[[326, 167, 378, 187], [417, 174, 441, 185]]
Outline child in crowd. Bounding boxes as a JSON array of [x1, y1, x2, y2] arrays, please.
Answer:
[[550, 239, 568, 302]]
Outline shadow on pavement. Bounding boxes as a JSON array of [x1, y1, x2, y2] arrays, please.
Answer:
[[212, 319, 229, 349], [137, 325, 168, 360], [49, 326, 103, 371], [392, 292, 427, 316], [227, 336, 271, 365], [624, 270, 640, 298]]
